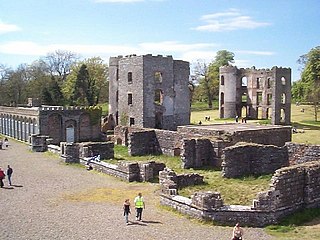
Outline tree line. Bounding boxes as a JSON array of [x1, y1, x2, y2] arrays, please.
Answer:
[[0, 47, 318, 121], [0, 50, 109, 107]]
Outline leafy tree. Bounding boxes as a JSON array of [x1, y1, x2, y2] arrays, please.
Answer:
[[63, 57, 108, 105], [5, 64, 30, 106], [193, 50, 234, 108], [41, 76, 64, 105], [298, 46, 320, 121], [0, 64, 12, 105]]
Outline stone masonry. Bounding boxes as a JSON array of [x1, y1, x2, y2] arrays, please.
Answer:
[[222, 143, 289, 178], [109, 54, 190, 131], [159, 161, 320, 227], [219, 66, 291, 125], [286, 142, 320, 165]]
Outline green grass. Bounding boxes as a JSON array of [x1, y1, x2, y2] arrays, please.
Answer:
[[110, 145, 271, 205], [265, 209, 320, 239]]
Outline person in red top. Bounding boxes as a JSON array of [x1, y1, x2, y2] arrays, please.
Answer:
[[0, 167, 5, 188]]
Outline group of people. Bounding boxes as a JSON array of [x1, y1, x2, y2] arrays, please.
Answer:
[[0, 165, 13, 188], [123, 192, 145, 225]]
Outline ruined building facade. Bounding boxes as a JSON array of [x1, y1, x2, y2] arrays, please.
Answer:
[[0, 105, 102, 145], [219, 66, 291, 125], [109, 54, 190, 131]]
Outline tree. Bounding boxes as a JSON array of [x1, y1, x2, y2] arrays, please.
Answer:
[[40, 50, 79, 83], [0, 64, 11, 105], [5, 64, 29, 106], [63, 57, 108, 105], [193, 50, 235, 108], [298, 46, 320, 121]]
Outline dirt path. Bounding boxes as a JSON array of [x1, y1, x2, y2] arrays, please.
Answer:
[[0, 139, 274, 240]]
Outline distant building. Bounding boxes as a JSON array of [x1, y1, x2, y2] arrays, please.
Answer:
[[109, 54, 190, 130], [219, 66, 291, 125]]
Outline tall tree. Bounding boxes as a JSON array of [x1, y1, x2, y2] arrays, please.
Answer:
[[193, 50, 234, 108], [0, 64, 11, 105], [63, 57, 108, 105], [298, 46, 320, 121], [40, 50, 79, 83]]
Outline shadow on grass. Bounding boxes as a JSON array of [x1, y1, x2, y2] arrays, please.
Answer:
[[292, 122, 320, 130]]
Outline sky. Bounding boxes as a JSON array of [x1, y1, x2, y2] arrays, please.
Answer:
[[0, 0, 319, 81]]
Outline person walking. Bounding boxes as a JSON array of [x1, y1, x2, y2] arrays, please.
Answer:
[[7, 165, 13, 186], [134, 192, 145, 221], [232, 222, 244, 240], [0, 167, 5, 188], [123, 199, 131, 225]]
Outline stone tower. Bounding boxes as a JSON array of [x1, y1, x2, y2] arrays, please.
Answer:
[[109, 54, 190, 130], [219, 66, 291, 125]]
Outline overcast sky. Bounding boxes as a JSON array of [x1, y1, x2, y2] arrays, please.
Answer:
[[0, 0, 319, 81]]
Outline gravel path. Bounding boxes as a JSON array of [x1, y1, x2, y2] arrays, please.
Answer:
[[0, 140, 275, 240]]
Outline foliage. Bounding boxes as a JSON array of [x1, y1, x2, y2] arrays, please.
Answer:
[[63, 57, 108, 105], [297, 46, 320, 121], [193, 50, 234, 108]]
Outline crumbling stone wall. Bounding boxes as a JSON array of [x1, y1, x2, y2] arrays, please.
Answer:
[[286, 142, 320, 165], [159, 161, 320, 227], [29, 134, 49, 152], [222, 143, 289, 178], [128, 129, 158, 156], [181, 138, 218, 168], [60, 141, 114, 163], [159, 168, 204, 195]]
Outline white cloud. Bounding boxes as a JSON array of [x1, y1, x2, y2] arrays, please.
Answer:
[[0, 40, 218, 64], [193, 9, 271, 32], [0, 21, 21, 34], [235, 50, 275, 56]]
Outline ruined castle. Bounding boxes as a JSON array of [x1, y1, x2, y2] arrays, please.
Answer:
[[219, 66, 291, 125], [108, 54, 190, 130]]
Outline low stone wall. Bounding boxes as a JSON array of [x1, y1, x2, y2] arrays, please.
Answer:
[[81, 160, 165, 182], [29, 134, 49, 152], [286, 142, 320, 165], [159, 161, 320, 227], [222, 143, 289, 178], [159, 168, 204, 195]]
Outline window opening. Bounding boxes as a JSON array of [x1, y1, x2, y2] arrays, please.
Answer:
[[155, 72, 163, 83], [128, 72, 132, 83], [128, 93, 133, 105], [221, 75, 225, 85], [241, 76, 248, 87]]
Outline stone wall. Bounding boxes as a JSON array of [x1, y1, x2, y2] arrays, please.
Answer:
[[60, 141, 114, 163], [286, 142, 320, 165], [128, 129, 158, 156], [222, 143, 289, 178], [181, 138, 219, 169], [159, 161, 320, 227], [29, 134, 49, 152], [159, 168, 204, 195], [80, 159, 165, 182]]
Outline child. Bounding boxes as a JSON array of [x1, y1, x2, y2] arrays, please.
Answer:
[[123, 199, 131, 225]]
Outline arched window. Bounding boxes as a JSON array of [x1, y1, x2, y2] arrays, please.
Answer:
[[221, 75, 225, 85], [281, 76, 286, 85], [241, 76, 248, 87]]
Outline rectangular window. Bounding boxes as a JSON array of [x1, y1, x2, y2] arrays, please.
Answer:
[[128, 72, 132, 83], [128, 93, 132, 105], [267, 94, 272, 105], [129, 117, 135, 126], [257, 92, 262, 104]]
